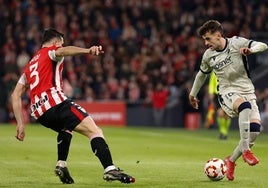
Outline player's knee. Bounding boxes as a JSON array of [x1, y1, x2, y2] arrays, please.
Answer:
[[89, 126, 104, 140], [238, 101, 251, 113], [217, 108, 225, 117], [94, 126, 103, 135]]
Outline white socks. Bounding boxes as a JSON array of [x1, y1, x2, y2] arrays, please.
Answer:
[[238, 108, 251, 152], [104, 165, 116, 173], [57, 160, 67, 167]]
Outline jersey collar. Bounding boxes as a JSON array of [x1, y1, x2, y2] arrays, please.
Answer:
[[216, 38, 228, 52]]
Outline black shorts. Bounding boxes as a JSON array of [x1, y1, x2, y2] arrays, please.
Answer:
[[214, 94, 221, 109], [38, 99, 88, 132]]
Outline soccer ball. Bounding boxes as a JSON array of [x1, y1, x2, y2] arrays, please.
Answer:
[[204, 158, 227, 181]]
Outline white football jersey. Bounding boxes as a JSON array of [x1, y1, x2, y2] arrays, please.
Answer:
[[200, 36, 254, 94]]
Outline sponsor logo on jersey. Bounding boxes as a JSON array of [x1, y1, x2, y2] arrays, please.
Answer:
[[31, 95, 49, 112], [213, 56, 232, 70]]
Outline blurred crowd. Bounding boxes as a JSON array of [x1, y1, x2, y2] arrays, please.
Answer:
[[1, 0, 268, 124]]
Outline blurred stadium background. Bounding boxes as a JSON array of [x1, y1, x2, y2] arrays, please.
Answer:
[[1, 0, 268, 130]]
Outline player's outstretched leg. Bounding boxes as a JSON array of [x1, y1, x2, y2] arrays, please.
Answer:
[[224, 156, 236, 181], [103, 168, 135, 183], [242, 150, 259, 166], [55, 166, 74, 184]]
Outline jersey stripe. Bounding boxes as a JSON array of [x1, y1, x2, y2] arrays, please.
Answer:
[[51, 87, 63, 104], [55, 60, 63, 89], [41, 91, 51, 110], [58, 90, 67, 101], [35, 95, 43, 117]]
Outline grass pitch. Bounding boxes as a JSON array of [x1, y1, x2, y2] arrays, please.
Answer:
[[0, 124, 267, 188]]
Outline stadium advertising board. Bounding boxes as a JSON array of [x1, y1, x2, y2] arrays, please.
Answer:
[[76, 101, 126, 126]]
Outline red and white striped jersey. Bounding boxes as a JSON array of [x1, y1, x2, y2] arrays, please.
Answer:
[[19, 45, 67, 119]]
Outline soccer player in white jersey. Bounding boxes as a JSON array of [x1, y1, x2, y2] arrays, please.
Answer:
[[11, 28, 135, 184], [188, 20, 268, 181]]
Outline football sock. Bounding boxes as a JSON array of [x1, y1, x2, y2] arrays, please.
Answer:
[[56, 160, 67, 167], [224, 118, 231, 135], [57, 131, 72, 161], [230, 132, 260, 162], [238, 102, 251, 152], [249, 132, 259, 147], [104, 165, 117, 173], [230, 142, 242, 162], [217, 117, 226, 136], [91, 137, 114, 169], [230, 102, 252, 162], [230, 124, 261, 162]]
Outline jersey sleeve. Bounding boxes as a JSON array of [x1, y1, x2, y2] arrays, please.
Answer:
[[200, 50, 213, 74], [232, 36, 268, 53], [232, 36, 250, 48], [189, 70, 208, 97], [48, 49, 64, 62], [250, 41, 268, 53], [18, 73, 27, 85]]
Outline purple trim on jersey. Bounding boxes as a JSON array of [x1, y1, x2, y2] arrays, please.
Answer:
[[248, 40, 253, 48], [242, 54, 251, 78], [200, 68, 212, 74]]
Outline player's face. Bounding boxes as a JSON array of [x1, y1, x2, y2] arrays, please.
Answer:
[[202, 31, 222, 51]]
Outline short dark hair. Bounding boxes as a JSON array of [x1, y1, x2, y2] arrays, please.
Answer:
[[41, 28, 64, 44], [197, 20, 223, 36]]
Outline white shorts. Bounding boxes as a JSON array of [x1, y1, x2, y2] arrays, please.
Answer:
[[218, 92, 260, 120]]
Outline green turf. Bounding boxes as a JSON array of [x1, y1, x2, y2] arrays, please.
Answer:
[[0, 124, 267, 188]]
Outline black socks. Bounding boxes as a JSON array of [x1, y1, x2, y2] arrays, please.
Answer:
[[91, 137, 114, 169], [57, 131, 72, 161]]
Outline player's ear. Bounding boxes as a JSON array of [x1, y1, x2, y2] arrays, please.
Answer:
[[215, 31, 221, 37]]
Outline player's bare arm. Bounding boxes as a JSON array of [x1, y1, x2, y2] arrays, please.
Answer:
[[11, 82, 27, 141], [55, 45, 104, 57]]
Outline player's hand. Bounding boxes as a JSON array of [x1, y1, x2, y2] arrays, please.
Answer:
[[89, 45, 104, 55], [16, 124, 25, 141], [189, 95, 199, 109], [240, 47, 252, 56]]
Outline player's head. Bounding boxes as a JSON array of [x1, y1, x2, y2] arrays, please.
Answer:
[[197, 20, 225, 51], [41, 28, 64, 47], [197, 20, 223, 37]]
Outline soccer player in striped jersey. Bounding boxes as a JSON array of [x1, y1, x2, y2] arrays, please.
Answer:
[[188, 20, 268, 181], [11, 28, 135, 184]]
